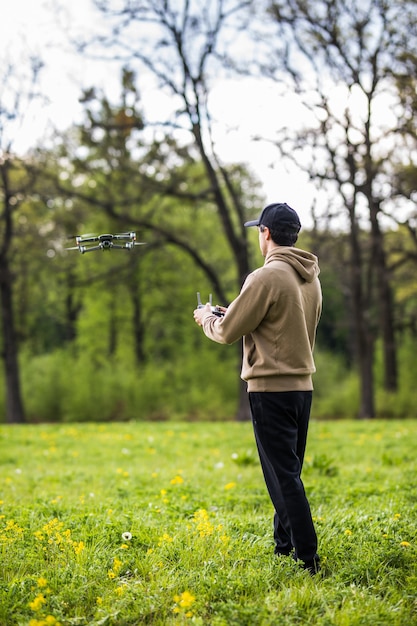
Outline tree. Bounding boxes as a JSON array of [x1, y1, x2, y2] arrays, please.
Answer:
[[263, 0, 417, 416], [71, 2, 263, 419], [0, 58, 45, 423]]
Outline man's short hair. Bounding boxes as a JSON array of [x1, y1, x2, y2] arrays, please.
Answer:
[[268, 227, 299, 246]]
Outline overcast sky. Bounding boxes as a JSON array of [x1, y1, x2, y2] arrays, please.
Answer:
[[1, 0, 316, 225]]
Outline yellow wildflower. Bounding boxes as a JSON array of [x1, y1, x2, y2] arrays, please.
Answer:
[[29, 617, 61, 626], [28, 593, 47, 611], [192, 509, 215, 537], [4, 519, 24, 535], [173, 590, 196, 614], [73, 540, 85, 555], [170, 475, 184, 485], [158, 532, 174, 545], [108, 556, 123, 580], [114, 557, 123, 570]]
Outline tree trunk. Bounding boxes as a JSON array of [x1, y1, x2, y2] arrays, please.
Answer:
[[0, 259, 25, 423], [350, 276, 375, 418], [131, 286, 145, 365], [348, 208, 375, 418], [65, 272, 81, 343], [369, 203, 398, 391], [356, 325, 375, 419]]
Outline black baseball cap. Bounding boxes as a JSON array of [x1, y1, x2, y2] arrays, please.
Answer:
[[244, 203, 301, 232]]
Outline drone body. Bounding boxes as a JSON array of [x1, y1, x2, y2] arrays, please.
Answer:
[[68, 232, 145, 254]]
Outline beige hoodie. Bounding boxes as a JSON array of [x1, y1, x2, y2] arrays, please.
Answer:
[[201, 246, 322, 392]]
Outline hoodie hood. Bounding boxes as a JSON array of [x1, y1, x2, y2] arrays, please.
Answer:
[[265, 246, 320, 283]]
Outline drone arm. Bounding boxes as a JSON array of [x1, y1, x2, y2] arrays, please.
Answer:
[[77, 236, 99, 244], [80, 245, 102, 253], [113, 232, 136, 241], [108, 243, 136, 250]]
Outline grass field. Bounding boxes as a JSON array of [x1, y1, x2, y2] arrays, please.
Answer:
[[0, 419, 416, 625]]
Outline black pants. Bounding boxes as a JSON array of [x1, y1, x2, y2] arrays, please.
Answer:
[[249, 391, 318, 563]]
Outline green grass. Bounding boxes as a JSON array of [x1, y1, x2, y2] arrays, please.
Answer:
[[0, 419, 416, 625]]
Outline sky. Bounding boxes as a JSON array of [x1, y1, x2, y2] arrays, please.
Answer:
[[0, 0, 316, 226]]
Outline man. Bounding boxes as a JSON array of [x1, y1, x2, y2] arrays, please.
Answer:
[[193, 202, 322, 574]]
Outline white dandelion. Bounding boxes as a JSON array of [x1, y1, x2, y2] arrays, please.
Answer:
[[122, 532, 132, 541]]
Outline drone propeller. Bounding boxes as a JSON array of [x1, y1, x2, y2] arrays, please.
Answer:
[[67, 233, 95, 240]]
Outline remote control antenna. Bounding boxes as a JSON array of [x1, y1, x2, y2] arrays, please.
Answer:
[[196, 291, 225, 317]]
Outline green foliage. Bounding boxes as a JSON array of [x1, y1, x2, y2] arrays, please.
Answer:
[[2, 335, 417, 422], [0, 419, 416, 625], [19, 339, 237, 423], [374, 336, 417, 418], [311, 349, 360, 419]]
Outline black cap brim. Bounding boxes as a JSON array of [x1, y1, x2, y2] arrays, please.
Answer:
[[244, 219, 260, 227]]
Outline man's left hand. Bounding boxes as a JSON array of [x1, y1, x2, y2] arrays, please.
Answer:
[[193, 303, 211, 327]]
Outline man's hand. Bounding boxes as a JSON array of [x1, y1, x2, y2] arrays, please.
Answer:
[[215, 306, 227, 315], [193, 303, 212, 327]]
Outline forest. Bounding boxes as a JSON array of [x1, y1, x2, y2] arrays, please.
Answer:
[[1, 0, 416, 424]]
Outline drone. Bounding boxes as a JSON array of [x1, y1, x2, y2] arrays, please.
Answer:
[[67, 232, 146, 254]]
